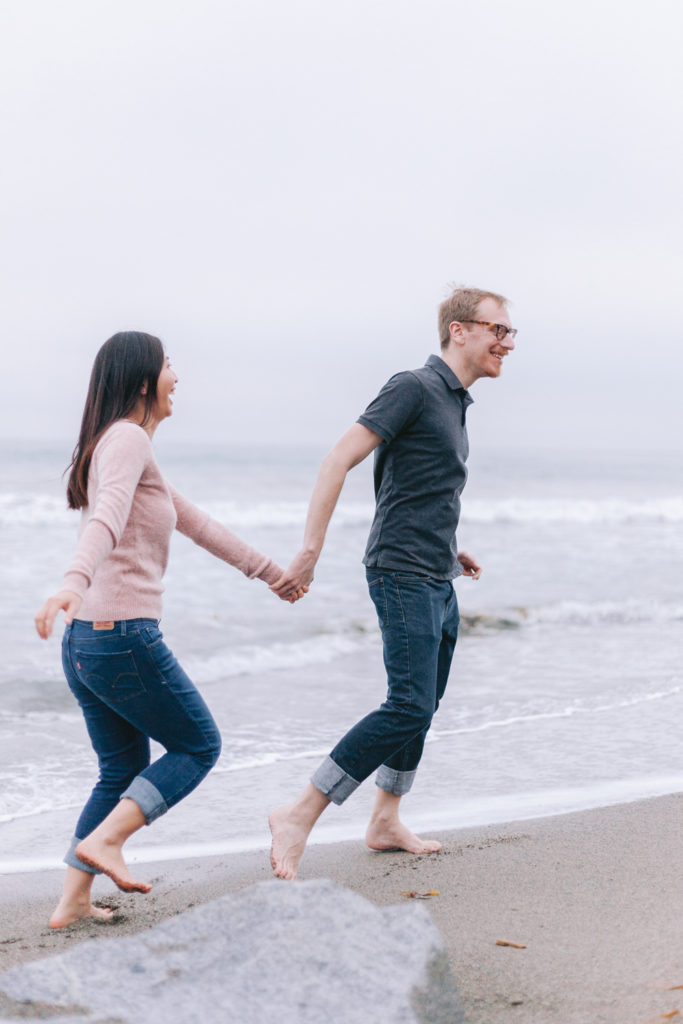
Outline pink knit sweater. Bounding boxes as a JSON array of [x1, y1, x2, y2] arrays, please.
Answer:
[[63, 421, 282, 621]]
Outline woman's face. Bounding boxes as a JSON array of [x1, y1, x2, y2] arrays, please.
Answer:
[[153, 357, 178, 422]]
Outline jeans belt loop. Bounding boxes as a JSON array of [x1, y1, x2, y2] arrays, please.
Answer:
[[120, 620, 127, 636]]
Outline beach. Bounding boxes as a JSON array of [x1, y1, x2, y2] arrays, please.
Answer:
[[1, 794, 681, 1024], [2, 441, 682, 1019]]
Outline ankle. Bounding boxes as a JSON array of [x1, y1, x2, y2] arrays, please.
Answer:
[[285, 790, 329, 831], [286, 804, 317, 833], [369, 807, 398, 826], [81, 828, 124, 849]]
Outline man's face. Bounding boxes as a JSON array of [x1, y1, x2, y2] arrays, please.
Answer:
[[458, 298, 515, 381]]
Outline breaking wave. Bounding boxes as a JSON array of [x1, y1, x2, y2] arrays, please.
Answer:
[[4, 493, 683, 529]]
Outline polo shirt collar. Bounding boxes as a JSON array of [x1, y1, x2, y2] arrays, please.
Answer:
[[425, 354, 473, 404]]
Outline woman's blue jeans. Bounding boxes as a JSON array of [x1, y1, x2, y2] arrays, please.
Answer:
[[61, 619, 221, 872], [311, 570, 459, 804]]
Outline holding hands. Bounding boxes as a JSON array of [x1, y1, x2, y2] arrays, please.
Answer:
[[271, 548, 317, 603], [35, 590, 83, 640], [36, 550, 475, 630]]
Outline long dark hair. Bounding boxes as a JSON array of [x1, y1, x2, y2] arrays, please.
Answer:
[[66, 331, 165, 509]]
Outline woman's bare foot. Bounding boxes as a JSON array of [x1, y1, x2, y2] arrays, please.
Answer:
[[365, 817, 442, 853], [75, 837, 151, 894], [49, 898, 115, 930], [74, 798, 150, 894]]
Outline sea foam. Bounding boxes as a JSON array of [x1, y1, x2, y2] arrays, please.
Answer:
[[4, 492, 683, 528]]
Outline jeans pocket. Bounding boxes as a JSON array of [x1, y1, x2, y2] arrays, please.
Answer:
[[140, 625, 164, 649], [74, 648, 147, 703]]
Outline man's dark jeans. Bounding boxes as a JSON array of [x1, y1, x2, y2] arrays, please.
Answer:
[[61, 618, 222, 872], [311, 570, 459, 804]]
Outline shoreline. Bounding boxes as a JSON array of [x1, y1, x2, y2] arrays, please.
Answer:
[[2, 773, 682, 877], [1, 793, 681, 1023]]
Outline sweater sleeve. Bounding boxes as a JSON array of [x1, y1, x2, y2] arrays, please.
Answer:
[[168, 483, 283, 585], [62, 422, 151, 596]]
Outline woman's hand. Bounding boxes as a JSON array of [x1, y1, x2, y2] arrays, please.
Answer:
[[34, 590, 83, 639], [276, 585, 309, 605]]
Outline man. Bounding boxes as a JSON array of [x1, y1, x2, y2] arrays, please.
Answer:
[[269, 286, 516, 879]]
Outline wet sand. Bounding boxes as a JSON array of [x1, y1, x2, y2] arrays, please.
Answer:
[[1, 794, 681, 1023]]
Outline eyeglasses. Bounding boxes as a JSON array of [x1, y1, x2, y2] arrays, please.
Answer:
[[460, 320, 518, 341]]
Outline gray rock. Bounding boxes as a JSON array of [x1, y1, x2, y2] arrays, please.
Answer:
[[0, 879, 465, 1023]]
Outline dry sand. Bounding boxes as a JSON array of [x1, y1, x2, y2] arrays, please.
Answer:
[[1, 794, 681, 1024]]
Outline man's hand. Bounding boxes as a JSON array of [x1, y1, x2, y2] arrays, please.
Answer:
[[270, 549, 317, 601], [34, 590, 83, 639], [457, 551, 482, 580]]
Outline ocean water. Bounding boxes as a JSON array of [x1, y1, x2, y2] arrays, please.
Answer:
[[1, 439, 682, 872]]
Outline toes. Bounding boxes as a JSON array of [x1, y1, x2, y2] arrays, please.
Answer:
[[128, 877, 150, 893], [92, 907, 116, 923]]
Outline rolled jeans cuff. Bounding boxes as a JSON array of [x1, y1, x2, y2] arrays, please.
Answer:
[[64, 834, 99, 874], [375, 765, 417, 796], [121, 776, 168, 824], [311, 755, 360, 805]]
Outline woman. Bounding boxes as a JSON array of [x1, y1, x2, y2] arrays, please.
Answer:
[[35, 331, 302, 929]]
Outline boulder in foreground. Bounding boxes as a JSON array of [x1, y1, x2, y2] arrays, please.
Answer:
[[0, 878, 465, 1023]]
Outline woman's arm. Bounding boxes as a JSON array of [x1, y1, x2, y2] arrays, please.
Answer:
[[168, 483, 284, 586], [35, 423, 151, 637], [62, 423, 152, 598]]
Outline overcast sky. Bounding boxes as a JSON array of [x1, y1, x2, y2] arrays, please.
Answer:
[[2, 0, 682, 453]]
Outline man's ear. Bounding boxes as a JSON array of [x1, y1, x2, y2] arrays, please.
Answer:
[[448, 321, 465, 347]]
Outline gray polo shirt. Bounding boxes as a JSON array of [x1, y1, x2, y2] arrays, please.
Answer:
[[358, 354, 473, 580]]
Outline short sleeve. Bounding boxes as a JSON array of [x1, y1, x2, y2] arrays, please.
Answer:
[[357, 372, 424, 443]]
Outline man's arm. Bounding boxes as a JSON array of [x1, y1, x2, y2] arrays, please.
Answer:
[[270, 423, 383, 597]]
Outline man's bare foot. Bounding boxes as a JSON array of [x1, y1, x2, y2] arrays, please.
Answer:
[[365, 818, 442, 854], [49, 898, 115, 930], [269, 804, 311, 881], [75, 838, 151, 894]]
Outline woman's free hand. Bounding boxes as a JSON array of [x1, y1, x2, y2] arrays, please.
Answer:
[[35, 590, 83, 639]]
